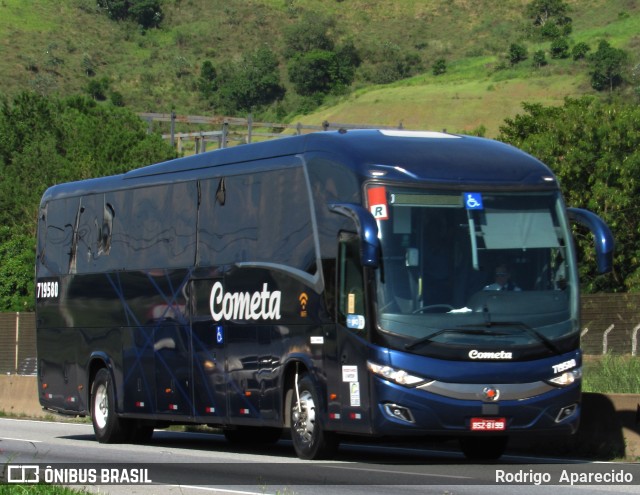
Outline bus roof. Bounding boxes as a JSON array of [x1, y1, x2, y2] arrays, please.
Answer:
[[40, 129, 556, 203]]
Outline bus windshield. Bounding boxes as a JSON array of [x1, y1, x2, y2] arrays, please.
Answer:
[[374, 187, 579, 358]]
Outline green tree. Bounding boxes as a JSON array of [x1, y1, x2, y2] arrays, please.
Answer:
[[589, 40, 628, 92], [0, 226, 35, 311], [366, 42, 422, 84], [86, 77, 110, 101], [288, 50, 339, 95], [283, 12, 359, 98], [0, 92, 62, 169], [333, 39, 361, 88], [97, 0, 163, 28], [432, 58, 447, 76], [526, 0, 572, 39], [0, 91, 176, 311], [0, 93, 174, 226], [215, 48, 284, 113], [198, 60, 218, 100], [128, 0, 163, 28], [97, 0, 129, 20], [508, 43, 528, 66], [283, 12, 335, 58], [110, 91, 125, 107], [533, 50, 547, 68], [572, 42, 590, 61], [499, 97, 640, 292], [526, 0, 569, 25], [550, 37, 569, 59]]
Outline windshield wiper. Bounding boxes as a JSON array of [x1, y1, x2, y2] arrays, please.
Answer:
[[405, 328, 511, 351], [481, 321, 562, 355], [481, 305, 562, 355]]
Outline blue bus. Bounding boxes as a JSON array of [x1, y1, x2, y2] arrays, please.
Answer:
[[35, 129, 613, 460]]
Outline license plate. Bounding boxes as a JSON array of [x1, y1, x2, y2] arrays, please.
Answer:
[[470, 417, 506, 431]]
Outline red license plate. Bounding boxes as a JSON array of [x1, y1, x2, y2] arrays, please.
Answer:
[[470, 417, 506, 431]]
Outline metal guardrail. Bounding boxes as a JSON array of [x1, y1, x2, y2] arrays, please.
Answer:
[[138, 112, 405, 153]]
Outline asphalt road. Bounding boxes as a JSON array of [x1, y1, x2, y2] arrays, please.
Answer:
[[0, 418, 639, 495]]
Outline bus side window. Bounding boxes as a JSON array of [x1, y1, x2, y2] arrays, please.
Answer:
[[338, 233, 365, 329]]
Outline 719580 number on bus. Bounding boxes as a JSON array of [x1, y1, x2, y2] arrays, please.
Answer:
[[36, 279, 60, 300]]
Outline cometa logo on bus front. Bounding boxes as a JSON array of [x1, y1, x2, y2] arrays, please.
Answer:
[[468, 350, 513, 360], [209, 282, 282, 322]]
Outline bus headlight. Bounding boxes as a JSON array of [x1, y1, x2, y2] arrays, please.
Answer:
[[547, 367, 582, 387], [367, 361, 428, 387]]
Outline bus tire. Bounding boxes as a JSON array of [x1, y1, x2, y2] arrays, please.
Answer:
[[128, 422, 155, 444], [459, 436, 508, 461], [90, 368, 130, 443], [290, 375, 339, 460]]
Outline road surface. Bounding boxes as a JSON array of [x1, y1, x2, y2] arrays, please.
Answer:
[[0, 418, 638, 495]]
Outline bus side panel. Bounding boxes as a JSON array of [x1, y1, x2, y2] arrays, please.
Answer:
[[37, 326, 80, 413], [152, 320, 192, 416], [225, 322, 295, 425], [107, 269, 193, 418], [191, 276, 228, 423], [122, 324, 156, 415], [221, 268, 324, 427]]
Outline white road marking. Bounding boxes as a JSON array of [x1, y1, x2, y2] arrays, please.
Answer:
[[167, 486, 270, 495], [0, 436, 42, 443]]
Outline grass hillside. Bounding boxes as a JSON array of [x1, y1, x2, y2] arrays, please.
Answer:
[[0, 0, 638, 137]]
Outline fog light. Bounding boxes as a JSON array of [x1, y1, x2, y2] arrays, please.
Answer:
[[383, 403, 415, 423], [555, 403, 578, 423]]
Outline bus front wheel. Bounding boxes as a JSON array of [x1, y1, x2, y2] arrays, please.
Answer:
[[91, 368, 130, 443], [290, 375, 339, 460]]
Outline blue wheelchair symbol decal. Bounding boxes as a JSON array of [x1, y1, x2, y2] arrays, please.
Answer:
[[216, 325, 224, 344], [464, 192, 483, 210]]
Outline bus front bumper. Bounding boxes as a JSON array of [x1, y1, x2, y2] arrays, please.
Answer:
[[369, 375, 581, 437]]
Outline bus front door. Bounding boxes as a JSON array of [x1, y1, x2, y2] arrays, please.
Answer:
[[335, 232, 372, 434]]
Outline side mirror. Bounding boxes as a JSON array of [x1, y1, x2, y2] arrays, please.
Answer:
[[567, 207, 614, 273], [329, 203, 380, 267]]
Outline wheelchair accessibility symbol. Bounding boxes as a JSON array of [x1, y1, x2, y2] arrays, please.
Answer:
[[216, 325, 224, 344], [464, 192, 484, 210]]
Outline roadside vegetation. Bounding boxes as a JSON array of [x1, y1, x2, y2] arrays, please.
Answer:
[[582, 354, 640, 394], [0, 486, 88, 495]]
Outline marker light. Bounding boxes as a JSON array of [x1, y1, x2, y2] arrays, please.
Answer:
[[547, 367, 582, 387], [367, 361, 428, 387]]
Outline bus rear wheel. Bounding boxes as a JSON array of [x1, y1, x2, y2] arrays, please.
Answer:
[[91, 368, 130, 443], [290, 375, 338, 460]]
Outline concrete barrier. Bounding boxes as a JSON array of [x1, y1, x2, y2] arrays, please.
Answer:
[[0, 375, 46, 418], [1, 375, 638, 460]]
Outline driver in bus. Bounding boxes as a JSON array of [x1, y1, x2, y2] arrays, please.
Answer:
[[484, 263, 521, 291]]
